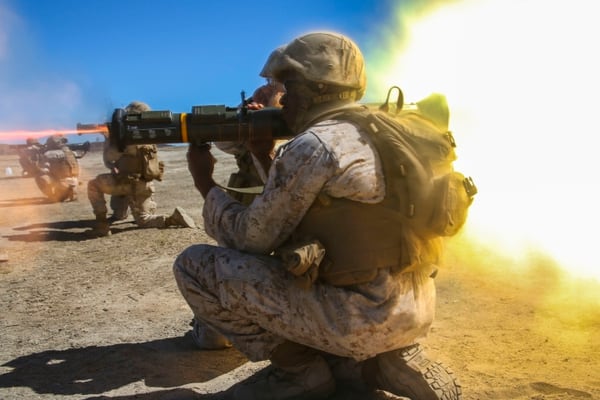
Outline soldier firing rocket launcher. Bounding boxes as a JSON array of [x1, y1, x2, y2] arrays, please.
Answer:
[[78, 103, 294, 152], [76, 87, 408, 151]]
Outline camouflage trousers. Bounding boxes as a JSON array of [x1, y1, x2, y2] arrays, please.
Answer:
[[173, 244, 436, 362], [35, 174, 78, 202], [87, 173, 167, 228]]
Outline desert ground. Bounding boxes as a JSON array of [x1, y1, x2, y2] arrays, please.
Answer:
[[0, 144, 598, 400]]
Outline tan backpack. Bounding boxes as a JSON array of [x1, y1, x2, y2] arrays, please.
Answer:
[[42, 148, 79, 179], [137, 145, 165, 181], [340, 89, 477, 239]]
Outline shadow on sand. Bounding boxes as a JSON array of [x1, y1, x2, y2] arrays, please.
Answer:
[[4, 220, 140, 242], [0, 333, 248, 399], [0, 332, 399, 400]]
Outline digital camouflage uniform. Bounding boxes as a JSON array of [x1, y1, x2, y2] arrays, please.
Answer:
[[175, 122, 436, 360], [18, 138, 43, 177], [88, 144, 169, 228], [34, 135, 79, 202], [175, 33, 462, 400], [102, 138, 130, 221]]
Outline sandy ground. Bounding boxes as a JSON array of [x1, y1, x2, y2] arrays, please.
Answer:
[[0, 145, 598, 400]]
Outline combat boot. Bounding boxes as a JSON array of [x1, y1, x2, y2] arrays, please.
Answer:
[[190, 318, 232, 350], [232, 341, 336, 400], [87, 215, 111, 238], [362, 343, 462, 400], [66, 186, 77, 202], [165, 207, 196, 228]]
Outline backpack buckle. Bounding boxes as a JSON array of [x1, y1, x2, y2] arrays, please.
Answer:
[[445, 131, 457, 147], [463, 176, 478, 198]]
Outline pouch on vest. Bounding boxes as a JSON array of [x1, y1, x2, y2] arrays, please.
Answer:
[[43, 149, 78, 179], [138, 145, 164, 181], [369, 92, 477, 239], [429, 171, 475, 236], [275, 238, 325, 290]]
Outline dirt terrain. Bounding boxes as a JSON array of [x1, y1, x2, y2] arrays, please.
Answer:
[[0, 145, 598, 400]]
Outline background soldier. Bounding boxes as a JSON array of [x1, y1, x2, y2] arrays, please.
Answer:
[[86, 101, 196, 237], [17, 137, 44, 177], [34, 134, 79, 202]]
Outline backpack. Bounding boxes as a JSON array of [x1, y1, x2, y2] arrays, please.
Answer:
[[42, 148, 79, 179], [343, 87, 477, 239], [138, 145, 164, 181]]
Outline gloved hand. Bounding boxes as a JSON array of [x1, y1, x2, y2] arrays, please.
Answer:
[[186, 143, 217, 198]]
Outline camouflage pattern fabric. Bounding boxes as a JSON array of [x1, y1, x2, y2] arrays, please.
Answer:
[[174, 244, 435, 362], [87, 173, 167, 228], [174, 118, 436, 362], [18, 144, 43, 177], [35, 174, 78, 202], [90, 139, 169, 227], [34, 146, 79, 202]]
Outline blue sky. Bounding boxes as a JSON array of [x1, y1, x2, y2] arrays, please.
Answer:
[[0, 0, 417, 137]]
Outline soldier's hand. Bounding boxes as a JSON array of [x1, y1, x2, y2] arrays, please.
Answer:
[[186, 143, 217, 198], [247, 102, 265, 110]]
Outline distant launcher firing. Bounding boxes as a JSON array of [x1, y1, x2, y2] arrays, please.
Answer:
[[7, 141, 91, 159]]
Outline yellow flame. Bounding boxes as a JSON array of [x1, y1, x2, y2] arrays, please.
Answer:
[[368, 0, 600, 280]]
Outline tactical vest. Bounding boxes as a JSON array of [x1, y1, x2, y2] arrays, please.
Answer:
[[294, 111, 445, 286], [43, 148, 79, 179], [115, 144, 163, 181]]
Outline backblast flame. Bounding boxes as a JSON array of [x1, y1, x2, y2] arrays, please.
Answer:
[[369, 0, 600, 281]]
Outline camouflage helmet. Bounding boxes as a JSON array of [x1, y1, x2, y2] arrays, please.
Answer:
[[45, 134, 67, 149], [259, 46, 285, 79], [125, 101, 150, 113], [264, 31, 367, 100], [26, 137, 40, 146]]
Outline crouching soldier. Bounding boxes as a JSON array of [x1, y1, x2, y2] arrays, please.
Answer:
[[86, 101, 196, 237], [175, 32, 462, 400], [35, 134, 79, 202]]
